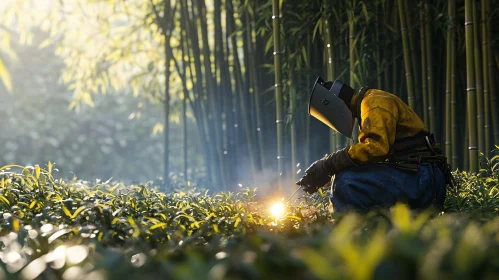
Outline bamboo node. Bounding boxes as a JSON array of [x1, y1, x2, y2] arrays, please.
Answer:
[[466, 88, 476, 92], [275, 83, 283, 87], [468, 146, 478, 150], [464, 21, 473, 26], [276, 120, 284, 123], [272, 15, 282, 19], [277, 156, 285, 159], [273, 51, 283, 55], [445, 142, 452, 145]]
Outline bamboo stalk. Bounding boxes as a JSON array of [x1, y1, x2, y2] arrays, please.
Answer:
[[171, 2, 204, 184], [482, 0, 491, 156], [222, 2, 236, 186], [348, 2, 359, 143], [214, 0, 231, 187], [272, 0, 284, 189], [465, 0, 478, 172], [240, 13, 255, 137], [405, 1, 422, 117], [289, 70, 297, 184], [473, 0, 485, 155], [398, 0, 415, 110], [305, 34, 311, 166], [156, 0, 174, 184], [336, 6, 346, 150], [450, 0, 458, 169], [487, 0, 499, 146], [420, 1, 429, 127], [187, 0, 215, 184], [450, 0, 458, 170], [493, 53, 499, 145], [392, 0, 399, 93], [177, 4, 191, 183], [324, 6, 337, 153], [445, 0, 452, 162], [383, 0, 391, 90], [226, 0, 257, 181], [180, 32, 189, 184], [464, 109, 469, 171], [197, 0, 223, 186], [244, 12, 265, 171], [490, 59, 499, 147], [375, 2, 382, 89], [424, 1, 435, 132]]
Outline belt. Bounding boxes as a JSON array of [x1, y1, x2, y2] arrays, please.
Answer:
[[390, 131, 438, 155], [382, 143, 456, 189]]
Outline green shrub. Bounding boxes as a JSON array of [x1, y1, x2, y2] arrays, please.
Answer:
[[0, 157, 499, 279]]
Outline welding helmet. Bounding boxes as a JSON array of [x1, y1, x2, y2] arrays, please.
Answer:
[[308, 77, 355, 138]]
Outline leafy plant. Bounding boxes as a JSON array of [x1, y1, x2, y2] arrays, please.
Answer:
[[1, 159, 499, 279]]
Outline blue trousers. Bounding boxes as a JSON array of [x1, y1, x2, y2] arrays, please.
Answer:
[[330, 163, 446, 213]]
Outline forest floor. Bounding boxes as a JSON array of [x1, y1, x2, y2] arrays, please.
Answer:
[[0, 162, 499, 279]]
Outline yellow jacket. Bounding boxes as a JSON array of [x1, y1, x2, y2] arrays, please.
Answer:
[[347, 89, 427, 165]]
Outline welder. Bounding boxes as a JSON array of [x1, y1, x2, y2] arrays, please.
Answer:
[[296, 77, 454, 213]]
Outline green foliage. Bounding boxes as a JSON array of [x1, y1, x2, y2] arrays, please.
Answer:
[[444, 148, 499, 216], [1, 157, 499, 279], [0, 29, 204, 183]]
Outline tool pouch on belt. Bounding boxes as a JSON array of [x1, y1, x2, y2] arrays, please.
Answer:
[[382, 132, 456, 188]]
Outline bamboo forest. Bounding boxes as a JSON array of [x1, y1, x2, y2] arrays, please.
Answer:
[[1, 0, 499, 279]]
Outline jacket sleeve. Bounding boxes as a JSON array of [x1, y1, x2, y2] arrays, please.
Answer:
[[347, 95, 399, 165], [322, 94, 399, 176]]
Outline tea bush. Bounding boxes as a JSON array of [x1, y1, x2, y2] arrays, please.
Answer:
[[0, 152, 498, 279]]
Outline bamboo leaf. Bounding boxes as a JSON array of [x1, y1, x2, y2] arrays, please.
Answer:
[[71, 206, 87, 219], [0, 195, 10, 207], [150, 223, 167, 230], [35, 165, 40, 180], [12, 218, 20, 232], [61, 204, 72, 218], [312, 19, 322, 40]]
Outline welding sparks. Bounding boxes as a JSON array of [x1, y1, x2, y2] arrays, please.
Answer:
[[270, 202, 286, 218]]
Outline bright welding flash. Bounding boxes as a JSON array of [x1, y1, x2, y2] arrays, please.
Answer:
[[270, 202, 286, 218]]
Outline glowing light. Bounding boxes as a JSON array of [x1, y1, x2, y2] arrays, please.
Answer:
[[215, 252, 227, 259], [270, 202, 286, 218], [131, 253, 147, 267], [66, 245, 88, 265]]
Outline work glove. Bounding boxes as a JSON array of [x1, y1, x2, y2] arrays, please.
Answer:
[[296, 147, 358, 194], [322, 146, 358, 175], [296, 157, 331, 194]]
